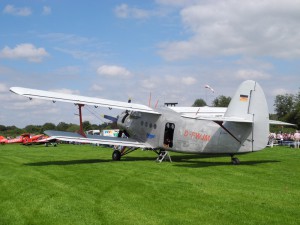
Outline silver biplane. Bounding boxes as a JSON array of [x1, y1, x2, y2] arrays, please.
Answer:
[[10, 80, 292, 164]]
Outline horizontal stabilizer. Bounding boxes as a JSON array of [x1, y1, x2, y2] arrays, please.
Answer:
[[269, 120, 296, 126], [169, 106, 226, 117], [183, 115, 295, 126], [182, 115, 253, 123], [44, 130, 152, 148], [10, 87, 160, 114]]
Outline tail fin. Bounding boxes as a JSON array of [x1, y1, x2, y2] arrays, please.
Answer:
[[183, 80, 269, 152], [225, 80, 269, 151]]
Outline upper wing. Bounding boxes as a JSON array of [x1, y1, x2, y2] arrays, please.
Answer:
[[10, 87, 160, 115], [44, 130, 152, 148]]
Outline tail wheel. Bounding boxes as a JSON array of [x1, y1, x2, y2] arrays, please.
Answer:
[[112, 150, 121, 161]]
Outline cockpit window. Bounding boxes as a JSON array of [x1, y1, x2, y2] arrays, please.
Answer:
[[130, 111, 142, 119]]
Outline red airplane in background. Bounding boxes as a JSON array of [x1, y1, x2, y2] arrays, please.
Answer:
[[0, 133, 52, 145], [0, 133, 29, 144]]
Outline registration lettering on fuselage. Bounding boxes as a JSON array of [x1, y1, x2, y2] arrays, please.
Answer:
[[183, 129, 211, 141]]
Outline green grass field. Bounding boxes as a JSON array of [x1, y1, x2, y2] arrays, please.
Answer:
[[0, 144, 300, 225]]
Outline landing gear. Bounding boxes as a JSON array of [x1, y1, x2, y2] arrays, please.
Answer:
[[112, 150, 121, 161], [230, 155, 240, 165], [112, 146, 138, 161], [45, 142, 58, 147]]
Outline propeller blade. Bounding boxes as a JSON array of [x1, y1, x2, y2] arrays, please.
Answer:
[[102, 114, 118, 123]]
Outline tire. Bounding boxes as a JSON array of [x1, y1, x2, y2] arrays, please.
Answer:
[[112, 150, 121, 161], [231, 157, 240, 165]]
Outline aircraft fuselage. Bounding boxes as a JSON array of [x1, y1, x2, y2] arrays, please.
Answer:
[[117, 107, 254, 154]]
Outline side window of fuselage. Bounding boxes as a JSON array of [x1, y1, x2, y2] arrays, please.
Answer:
[[164, 123, 175, 148]]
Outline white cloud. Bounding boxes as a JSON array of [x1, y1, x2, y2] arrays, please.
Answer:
[[42, 6, 51, 15], [182, 76, 196, 85], [140, 75, 196, 95], [97, 65, 132, 77], [3, 4, 32, 16], [235, 69, 271, 80], [270, 88, 290, 96], [114, 4, 150, 19], [91, 84, 104, 92], [164, 75, 196, 86], [156, 0, 200, 7], [141, 77, 161, 90], [235, 57, 273, 71], [0, 43, 49, 62], [158, 0, 300, 60], [0, 83, 8, 92]]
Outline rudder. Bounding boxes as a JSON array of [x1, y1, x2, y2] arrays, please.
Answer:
[[225, 80, 269, 151]]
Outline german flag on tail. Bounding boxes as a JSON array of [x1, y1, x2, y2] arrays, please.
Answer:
[[240, 94, 248, 102]]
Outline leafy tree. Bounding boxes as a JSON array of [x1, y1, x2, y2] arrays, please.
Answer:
[[98, 122, 116, 130], [82, 121, 92, 131], [90, 123, 101, 130], [0, 125, 7, 132], [274, 90, 300, 128], [0, 126, 24, 137], [41, 123, 56, 132], [66, 124, 80, 132], [192, 98, 207, 107], [274, 94, 294, 120], [56, 122, 69, 131], [212, 95, 231, 107], [294, 90, 300, 126], [24, 125, 42, 134]]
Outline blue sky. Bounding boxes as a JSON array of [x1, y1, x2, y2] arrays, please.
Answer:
[[0, 0, 299, 128]]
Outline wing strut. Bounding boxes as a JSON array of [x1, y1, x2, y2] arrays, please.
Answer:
[[76, 104, 86, 137]]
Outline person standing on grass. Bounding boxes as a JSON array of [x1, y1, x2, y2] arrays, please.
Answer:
[[294, 131, 300, 148]]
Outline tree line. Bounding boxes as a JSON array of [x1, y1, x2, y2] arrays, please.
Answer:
[[0, 121, 117, 137]]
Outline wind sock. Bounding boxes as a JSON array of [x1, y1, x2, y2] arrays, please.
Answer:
[[204, 84, 214, 93]]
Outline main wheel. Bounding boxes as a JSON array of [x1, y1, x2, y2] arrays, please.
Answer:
[[231, 157, 240, 165], [112, 150, 121, 161]]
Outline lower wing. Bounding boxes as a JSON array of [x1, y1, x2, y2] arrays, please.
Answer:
[[44, 130, 152, 148]]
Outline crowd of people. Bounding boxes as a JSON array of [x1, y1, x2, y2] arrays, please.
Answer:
[[268, 130, 300, 148]]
